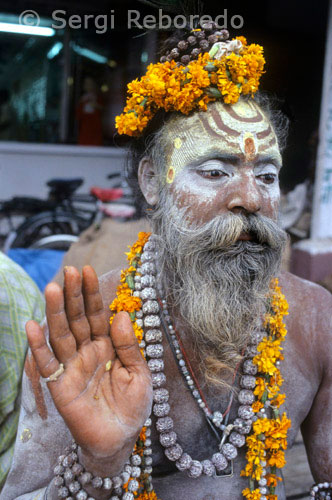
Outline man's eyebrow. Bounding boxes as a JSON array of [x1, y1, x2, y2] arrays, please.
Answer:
[[189, 151, 241, 166], [187, 151, 282, 169], [254, 154, 282, 169]]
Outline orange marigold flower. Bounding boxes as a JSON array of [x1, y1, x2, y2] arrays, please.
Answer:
[[242, 488, 262, 500], [254, 377, 266, 399], [266, 473, 282, 487], [270, 393, 286, 408], [235, 35, 247, 46], [252, 401, 264, 413], [268, 450, 286, 468], [116, 42, 265, 136], [110, 283, 142, 314]]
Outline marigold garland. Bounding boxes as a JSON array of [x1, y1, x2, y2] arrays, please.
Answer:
[[110, 232, 158, 499], [241, 279, 291, 500], [110, 234, 291, 499], [115, 37, 265, 137]]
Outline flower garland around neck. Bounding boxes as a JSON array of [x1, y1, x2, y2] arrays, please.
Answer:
[[115, 36, 265, 137], [109, 232, 291, 500], [241, 279, 291, 500], [110, 231, 158, 500]]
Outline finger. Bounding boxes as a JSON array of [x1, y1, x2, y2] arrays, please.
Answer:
[[111, 312, 145, 370], [82, 266, 109, 339], [26, 320, 60, 379], [63, 266, 91, 346], [45, 282, 77, 363]]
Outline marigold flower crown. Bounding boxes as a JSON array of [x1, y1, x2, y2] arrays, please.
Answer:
[[115, 34, 265, 137]]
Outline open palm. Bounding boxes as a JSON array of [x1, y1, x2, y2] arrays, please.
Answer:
[[26, 266, 152, 460]]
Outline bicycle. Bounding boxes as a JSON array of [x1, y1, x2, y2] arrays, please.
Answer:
[[1, 174, 136, 253]]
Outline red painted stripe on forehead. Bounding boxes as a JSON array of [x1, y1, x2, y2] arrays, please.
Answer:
[[226, 102, 264, 123], [199, 108, 240, 138], [197, 115, 239, 150], [257, 125, 272, 139], [259, 135, 277, 152]]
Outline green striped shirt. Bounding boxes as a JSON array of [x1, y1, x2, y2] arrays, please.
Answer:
[[0, 252, 45, 488]]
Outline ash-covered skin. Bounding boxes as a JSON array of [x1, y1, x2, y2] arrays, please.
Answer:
[[133, 99, 332, 498], [98, 273, 332, 500], [2, 101, 332, 500], [161, 100, 281, 227]]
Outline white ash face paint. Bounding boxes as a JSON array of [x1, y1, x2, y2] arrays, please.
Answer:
[[163, 100, 282, 185], [159, 100, 282, 222]]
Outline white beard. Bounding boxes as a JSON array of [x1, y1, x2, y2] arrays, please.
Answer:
[[150, 193, 287, 386]]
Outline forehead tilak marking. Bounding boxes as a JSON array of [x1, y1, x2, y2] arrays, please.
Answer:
[[197, 114, 240, 151], [207, 101, 268, 134], [227, 100, 263, 123], [243, 133, 257, 162], [204, 101, 278, 157], [163, 101, 280, 184]]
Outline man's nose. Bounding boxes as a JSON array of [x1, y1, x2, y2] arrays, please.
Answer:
[[226, 176, 262, 215]]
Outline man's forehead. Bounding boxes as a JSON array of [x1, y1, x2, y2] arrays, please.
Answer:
[[162, 100, 282, 179]]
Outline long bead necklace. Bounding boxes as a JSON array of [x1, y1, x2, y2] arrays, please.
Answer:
[[158, 295, 240, 440], [134, 236, 267, 479], [110, 231, 291, 500]]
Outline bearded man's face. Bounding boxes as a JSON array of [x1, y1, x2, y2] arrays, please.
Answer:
[[140, 99, 288, 386]]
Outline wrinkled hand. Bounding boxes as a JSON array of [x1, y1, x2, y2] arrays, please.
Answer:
[[26, 266, 152, 461]]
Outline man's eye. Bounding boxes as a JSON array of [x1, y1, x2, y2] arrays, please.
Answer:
[[199, 170, 225, 179], [258, 173, 277, 184]]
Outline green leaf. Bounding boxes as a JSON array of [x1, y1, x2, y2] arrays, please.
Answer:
[[226, 67, 232, 80], [140, 96, 148, 107], [204, 62, 217, 72], [261, 390, 268, 404], [209, 45, 219, 58], [206, 86, 222, 98], [126, 275, 135, 289], [273, 408, 280, 419]]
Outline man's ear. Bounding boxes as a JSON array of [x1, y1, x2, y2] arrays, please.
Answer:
[[138, 156, 159, 206]]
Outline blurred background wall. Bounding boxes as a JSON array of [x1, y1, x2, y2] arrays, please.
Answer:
[[0, 0, 329, 193]]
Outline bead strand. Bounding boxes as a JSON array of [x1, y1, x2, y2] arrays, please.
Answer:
[[137, 241, 267, 480], [310, 482, 332, 499], [53, 441, 135, 500]]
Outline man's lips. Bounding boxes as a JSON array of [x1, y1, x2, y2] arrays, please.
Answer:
[[237, 232, 253, 241]]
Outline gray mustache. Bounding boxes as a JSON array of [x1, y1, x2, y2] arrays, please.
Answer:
[[168, 212, 287, 254]]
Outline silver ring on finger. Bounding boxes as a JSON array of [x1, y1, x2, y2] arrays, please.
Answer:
[[43, 363, 65, 382]]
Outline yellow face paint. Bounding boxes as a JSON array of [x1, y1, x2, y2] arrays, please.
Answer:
[[166, 166, 176, 184], [174, 137, 182, 149], [162, 100, 282, 183]]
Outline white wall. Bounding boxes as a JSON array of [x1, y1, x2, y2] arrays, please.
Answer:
[[311, 0, 332, 239], [0, 142, 126, 200]]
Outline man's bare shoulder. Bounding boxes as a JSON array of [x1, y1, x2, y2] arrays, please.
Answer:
[[279, 270, 332, 347], [280, 270, 332, 310]]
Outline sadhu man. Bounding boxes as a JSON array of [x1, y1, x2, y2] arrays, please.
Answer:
[[1, 25, 332, 500]]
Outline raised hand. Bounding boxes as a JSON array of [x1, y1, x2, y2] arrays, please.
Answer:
[[26, 266, 152, 466]]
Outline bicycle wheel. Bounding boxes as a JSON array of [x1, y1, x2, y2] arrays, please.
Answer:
[[30, 234, 79, 251], [7, 211, 89, 251]]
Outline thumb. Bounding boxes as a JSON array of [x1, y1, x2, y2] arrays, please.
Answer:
[[111, 311, 145, 370]]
